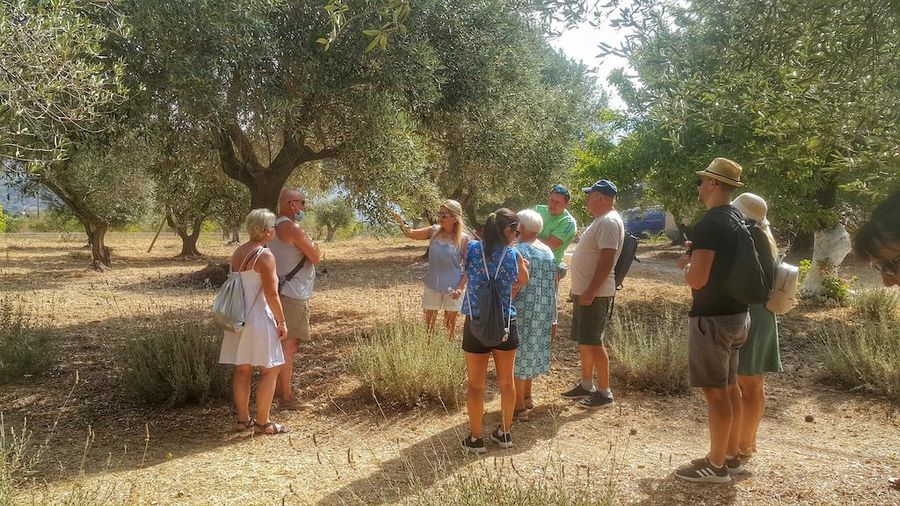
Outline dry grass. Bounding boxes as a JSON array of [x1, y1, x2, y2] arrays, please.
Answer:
[[1, 232, 898, 505]]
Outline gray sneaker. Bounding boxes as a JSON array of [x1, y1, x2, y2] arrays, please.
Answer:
[[560, 384, 593, 399], [578, 391, 614, 409], [726, 456, 747, 474], [675, 457, 731, 484]]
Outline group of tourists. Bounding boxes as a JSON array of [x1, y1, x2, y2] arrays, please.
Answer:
[[214, 158, 900, 485]]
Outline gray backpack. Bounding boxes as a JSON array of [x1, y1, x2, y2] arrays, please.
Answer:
[[466, 245, 513, 347], [212, 248, 265, 334]]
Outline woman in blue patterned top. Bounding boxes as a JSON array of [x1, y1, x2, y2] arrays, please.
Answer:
[[512, 209, 556, 419], [460, 208, 529, 454]]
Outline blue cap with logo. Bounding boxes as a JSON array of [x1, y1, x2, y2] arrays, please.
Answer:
[[582, 179, 618, 197]]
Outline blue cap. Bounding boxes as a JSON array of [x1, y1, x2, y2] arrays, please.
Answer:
[[582, 179, 618, 197]]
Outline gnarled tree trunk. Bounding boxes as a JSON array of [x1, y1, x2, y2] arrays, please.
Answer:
[[167, 214, 204, 258], [212, 112, 339, 212], [41, 170, 112, 271]]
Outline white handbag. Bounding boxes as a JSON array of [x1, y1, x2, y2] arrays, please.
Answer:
[[766, 261, 799, 314]]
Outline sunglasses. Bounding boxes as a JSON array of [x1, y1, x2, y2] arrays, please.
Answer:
[[289, 199, 306, 206], [873, 254, 900, 277], [508, 222, 520, 236], [438, 211, 454, 219]]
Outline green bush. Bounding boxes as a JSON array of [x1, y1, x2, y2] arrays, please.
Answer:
[[821, 274, 852, 304], [851, 288, 900, 322], [608, 306, 689, 394], [0, 205, 6, 234], [798, 259, 812, 285], [348, 319, 465, 406], [820, 323, 899, 401], [118, 321, 228, 406], [0, 299, 52, 384]]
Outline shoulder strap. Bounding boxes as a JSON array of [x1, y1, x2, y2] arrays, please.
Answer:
[[248, 248, 267, 270], [237, 247, 263, 272]]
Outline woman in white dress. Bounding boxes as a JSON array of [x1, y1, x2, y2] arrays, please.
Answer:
[[219, 209, 290, 434]]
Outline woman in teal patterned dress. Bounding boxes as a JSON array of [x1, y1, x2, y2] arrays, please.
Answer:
[[513, 209, 557, 417]]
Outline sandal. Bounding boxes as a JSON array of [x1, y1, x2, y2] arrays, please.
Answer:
[[236, 418, 256, 431], [277, 397, 305, 410], [255, 421, 290, 435], [524, 396, 534, 410]]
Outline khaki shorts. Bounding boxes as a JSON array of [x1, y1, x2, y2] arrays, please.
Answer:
[[688, 313, 749, 388], [281, 295, 311, 342], [422, 286, 463, 312]]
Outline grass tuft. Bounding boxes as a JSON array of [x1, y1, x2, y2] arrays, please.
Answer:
[[118, 321, 228, 406], [608, 306, 689, 394], [0, 298, 52, 384], [851, 287, 900, 323], [348, 319, 465, 406], [820, 323, 899, 401]]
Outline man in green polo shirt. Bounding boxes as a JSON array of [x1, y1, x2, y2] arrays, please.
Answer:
[[533, 184, 578, 339]]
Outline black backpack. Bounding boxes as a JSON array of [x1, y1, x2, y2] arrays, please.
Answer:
[[614, 233, 640, 290], [466, 245, 513, 347], [723, 208, 770, 305]]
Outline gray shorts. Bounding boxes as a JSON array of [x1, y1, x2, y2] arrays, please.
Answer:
[[688, 313, 750, 388]]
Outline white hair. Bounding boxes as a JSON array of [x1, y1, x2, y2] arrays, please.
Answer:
[[245, 208, 276, 241], [517, 209, 544, 234]]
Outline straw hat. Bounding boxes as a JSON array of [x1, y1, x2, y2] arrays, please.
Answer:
[[731, 193, 767, 223], [696, 157, 744, 187]]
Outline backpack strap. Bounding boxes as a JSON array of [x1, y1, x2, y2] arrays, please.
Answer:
[[236, 247, 263, 272]]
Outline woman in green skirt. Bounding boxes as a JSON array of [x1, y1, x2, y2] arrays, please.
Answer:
[[732, 193, 782, 458]]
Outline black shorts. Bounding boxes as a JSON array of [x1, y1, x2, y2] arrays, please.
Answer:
[[462, 317, 519, 354]]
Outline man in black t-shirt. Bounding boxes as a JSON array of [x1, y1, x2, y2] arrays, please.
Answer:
[[674, 158, 751, 484]]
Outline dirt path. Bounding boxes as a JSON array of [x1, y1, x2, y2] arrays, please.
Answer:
[[1, 234, 897, 505]]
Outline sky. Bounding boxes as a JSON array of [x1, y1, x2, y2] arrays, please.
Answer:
[[549, 20, 633, 110]]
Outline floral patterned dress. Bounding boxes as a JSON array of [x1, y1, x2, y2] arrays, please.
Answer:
[[513, 241, 556, 379]]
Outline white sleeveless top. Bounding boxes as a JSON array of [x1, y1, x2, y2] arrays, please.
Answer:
[[268, 216, 315, 300]]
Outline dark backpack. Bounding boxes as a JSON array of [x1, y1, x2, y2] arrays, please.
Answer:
[[723, 208, 770, 305], [466, 245, 513, 348], [614, 233, 640, 290]]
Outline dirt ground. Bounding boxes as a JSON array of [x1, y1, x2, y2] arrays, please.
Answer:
[[1, 232, 898, 505]]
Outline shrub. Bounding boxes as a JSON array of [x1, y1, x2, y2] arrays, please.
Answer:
[[348, 319, 465, 406], [608, 306, 689, 394], [820, 323, 899, 401], [851, 288, 900, 322], [118, 321, 228, 406], [0, 299, 52, 384], [820, 274, 852, 304], [798, 259, 812, 285], [0, 205, 6, 234]]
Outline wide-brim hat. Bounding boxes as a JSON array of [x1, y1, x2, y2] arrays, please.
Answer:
[[732, 193, 768, 223], [696, 157, 744, 187]]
